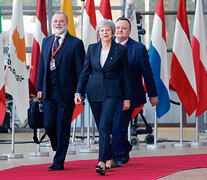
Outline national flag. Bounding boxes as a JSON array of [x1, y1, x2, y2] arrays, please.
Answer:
[[125, 0, 138, 41], [99, 0, 112, 21], [29, 0, 48, 96], [0, 5, 6, 126], [60, 0, 82, 120], [149, 0, 170, 118], [124, 1, 142, 118], [83, 0, 97, 51], [169, 0, 197, 116], [5, 0, 29, 123], [132, 104, 144, 119], [192, 0, 207, 117], [60, 0, 76, 36]]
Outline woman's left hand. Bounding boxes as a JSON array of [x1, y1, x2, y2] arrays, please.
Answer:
[[122, 100, 130, 111]]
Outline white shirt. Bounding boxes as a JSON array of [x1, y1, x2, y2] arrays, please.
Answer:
[[100, 49, 110, 68], [55, 31, 67, 46], [115, 38, 129, 45]]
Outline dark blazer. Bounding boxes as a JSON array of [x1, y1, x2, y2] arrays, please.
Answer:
[[125, 37, 157, 108], [76, 40, 131, 102], [36, 32, 85, 103]]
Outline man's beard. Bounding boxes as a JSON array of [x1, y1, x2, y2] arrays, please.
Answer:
[[53, 25, 67, 35]]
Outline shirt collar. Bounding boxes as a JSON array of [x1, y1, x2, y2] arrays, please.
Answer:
[[115, 37, 129, 45], [55, 31, 67, 39]]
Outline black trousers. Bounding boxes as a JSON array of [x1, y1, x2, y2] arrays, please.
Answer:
[[43, 85, 75, 165], [112, 99, 133, 161], [90, 97, 119, 163]]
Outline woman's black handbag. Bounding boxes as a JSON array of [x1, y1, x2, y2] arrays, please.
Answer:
[[28, 100, 46, 144]]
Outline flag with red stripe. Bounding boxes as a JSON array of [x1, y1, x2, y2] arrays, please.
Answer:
[[83, 0, 97, 51], [29, 0, 48, 96], [192, 0, 207, 117], [0, 5, 6, 126], [132, 105, 144, 119], [99, 0, 112, 21], [169, 0, 197, 116], [149, 0, 170, 118]]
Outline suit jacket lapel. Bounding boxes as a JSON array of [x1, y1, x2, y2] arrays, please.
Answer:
[[103, 40, 119, 71], [55, 32, 71, 67], [93, 41, 103, 72], [45, 35, 54, 72], [125, 37, 132, 48]]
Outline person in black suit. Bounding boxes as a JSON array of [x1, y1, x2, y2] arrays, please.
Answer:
[[74, 19, 131, 175], [112, 17, 159, 167], [36, 11, 85, 171]]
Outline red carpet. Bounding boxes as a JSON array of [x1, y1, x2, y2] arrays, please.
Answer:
[[1, 154, 207, 180]]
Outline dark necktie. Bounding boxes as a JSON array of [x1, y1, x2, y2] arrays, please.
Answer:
[[54, 36, 60, 51]]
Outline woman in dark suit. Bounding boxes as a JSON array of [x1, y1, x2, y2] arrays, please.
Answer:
[[74, 19, 131, 175]]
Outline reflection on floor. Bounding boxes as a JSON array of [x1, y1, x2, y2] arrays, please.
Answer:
[[1, 127, 207, 179]]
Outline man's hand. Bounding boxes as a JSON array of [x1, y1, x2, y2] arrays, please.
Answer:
[[149, 97, 159, 106], [74, 96, 83, 105], [37, 91, 42, 99], [122, 100, 130, 111]]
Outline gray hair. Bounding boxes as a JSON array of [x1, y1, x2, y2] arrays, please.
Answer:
[[96, 19, 115, 38], [52, 11, 69, 24]]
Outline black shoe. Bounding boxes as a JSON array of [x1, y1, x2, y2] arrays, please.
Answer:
[[121, 153, 130, 164], [95, 165, 106, 175], [113, 160, 121, 167], [47, 163, 64, 171]]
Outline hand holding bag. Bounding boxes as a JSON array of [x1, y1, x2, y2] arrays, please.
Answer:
[[28, 100, 46, 144]]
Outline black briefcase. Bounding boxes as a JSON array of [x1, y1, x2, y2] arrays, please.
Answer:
[[28, 100, 43, 129], [28, 100, 46, 144]]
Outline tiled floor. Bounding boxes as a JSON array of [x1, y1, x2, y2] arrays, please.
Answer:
[[1, 127, 207, 179]]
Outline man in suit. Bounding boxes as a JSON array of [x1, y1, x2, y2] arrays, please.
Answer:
[[112, 17, 159, 166], [36, 11, 85, 171]]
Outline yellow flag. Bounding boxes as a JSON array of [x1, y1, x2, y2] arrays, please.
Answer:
[[60, 0, 76, 37]]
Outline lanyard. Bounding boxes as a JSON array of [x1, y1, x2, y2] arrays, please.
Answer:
[[51, 34, 66, 59]]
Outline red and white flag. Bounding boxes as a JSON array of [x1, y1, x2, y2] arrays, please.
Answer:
[[83, 0, 97, 51], [99, 0, 112, 21], [169, 0, 197, 116], [5, 0, 29, 123], [29, 0, 48, 96], [125, 0, 138, 41], [192, 0, 207, 117], [0, 6, 6, 126]]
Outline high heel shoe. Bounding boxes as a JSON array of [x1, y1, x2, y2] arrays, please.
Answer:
[[105, 166, 111, 172], [105, 160, 115, 172], [95, 165, 106, 175]]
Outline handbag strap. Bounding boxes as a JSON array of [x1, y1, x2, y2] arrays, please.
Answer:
[[33, 129, 47, 144]]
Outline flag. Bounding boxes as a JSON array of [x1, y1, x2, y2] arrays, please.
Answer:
[[169, 0, 197, 116], [124, 1, 141, 118], [83, 0, 97, 51], [149, 0, 170, 118], [5, 0, 29, 123], [72, 104, 84, 121], [132, 104, 144, 119], [60, 0, 76, 36], [29, 0, 48, 96], [99, 0, 112, 21], [125, 0, 138, 41], [192, 0, 207, 117], [0, 5, 6, 126], [60, 0, 82, 120]]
